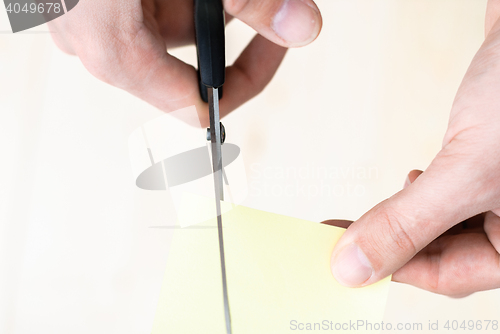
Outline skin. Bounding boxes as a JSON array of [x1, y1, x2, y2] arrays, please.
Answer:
[[325, 170, 500, 298], [49, 0, 500, 297], [327, 0, 500, 297], [48, 0, 322, 127]]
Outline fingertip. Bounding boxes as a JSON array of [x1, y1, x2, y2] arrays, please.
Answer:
[[272, 0, 322, 47], [403, 169, 424, 189], [225, 0, 322, 48], [321, 220, 353, 229], [408, 169, 424, 182]]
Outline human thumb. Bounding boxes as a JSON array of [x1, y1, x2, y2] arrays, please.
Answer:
[[223, 0, 322, 47], [330, 150, 488, 287]]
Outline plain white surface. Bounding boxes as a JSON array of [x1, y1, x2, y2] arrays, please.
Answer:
[[1, 1, 500, 333]]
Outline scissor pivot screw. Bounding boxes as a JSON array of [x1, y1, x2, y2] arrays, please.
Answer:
[[206, 122, 226, 144]]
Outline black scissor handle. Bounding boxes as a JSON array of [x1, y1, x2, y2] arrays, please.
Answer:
[[194, 0, 226, 102]]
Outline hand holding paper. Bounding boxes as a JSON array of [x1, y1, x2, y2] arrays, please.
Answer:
[[151, 193, 391, 334]]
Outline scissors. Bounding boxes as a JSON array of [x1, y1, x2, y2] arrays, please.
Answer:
[[194, 0, 232, 333]]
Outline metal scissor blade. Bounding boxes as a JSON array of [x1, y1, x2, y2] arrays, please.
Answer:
[[208, 86, 232, 334]]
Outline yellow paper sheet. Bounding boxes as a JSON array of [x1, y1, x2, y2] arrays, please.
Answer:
[[152, 193, 391, 334]]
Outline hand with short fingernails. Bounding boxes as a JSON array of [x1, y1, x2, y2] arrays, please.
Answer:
[[48, 0, 322, 126]]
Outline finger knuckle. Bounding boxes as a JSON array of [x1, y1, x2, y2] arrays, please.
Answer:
[[375, 206, 418, 256], [79, 25, 149, 87]]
